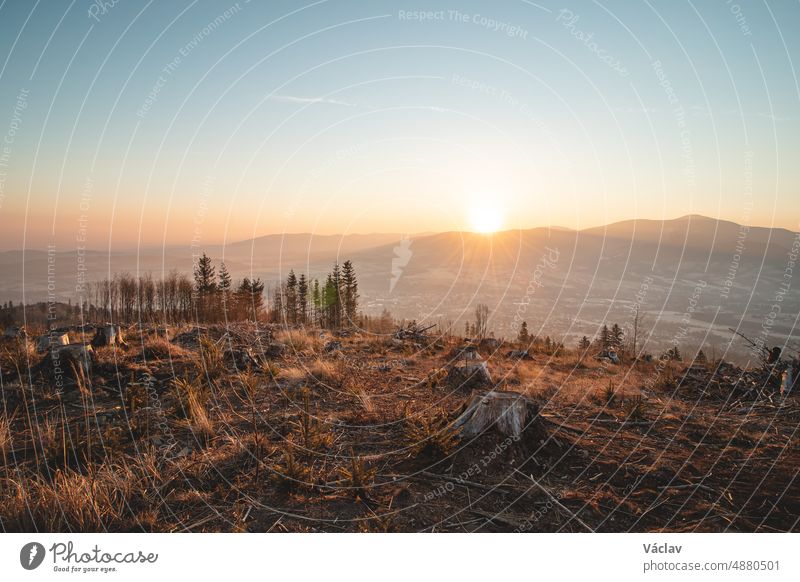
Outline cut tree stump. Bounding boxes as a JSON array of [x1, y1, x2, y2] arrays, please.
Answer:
[[92, 324, 126, 347], [31, 343, 95, 387], [446, 360, 492, 391], [324, 340, 342, 353], [452, 390, 539, 439], [3, 325, 24, 339], [36, 332, 70, 353], [51, 343, 95, 378], [479, 338, 502, 351]]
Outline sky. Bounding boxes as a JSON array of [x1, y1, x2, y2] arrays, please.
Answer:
[[0, 0, 798, 250]]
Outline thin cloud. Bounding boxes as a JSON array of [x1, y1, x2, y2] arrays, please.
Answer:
[[613, 106, 658, 114], [269, 94, 356, 107], [756, 112, 792, 122]]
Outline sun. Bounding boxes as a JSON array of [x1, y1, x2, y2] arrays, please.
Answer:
[[468, 199, 504, 233]]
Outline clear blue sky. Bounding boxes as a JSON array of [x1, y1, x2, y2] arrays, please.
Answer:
[[0, 0, 798, 249]]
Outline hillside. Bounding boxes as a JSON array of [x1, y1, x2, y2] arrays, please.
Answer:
[[0, 323, 797, 532], [2, 215, 798, 362]]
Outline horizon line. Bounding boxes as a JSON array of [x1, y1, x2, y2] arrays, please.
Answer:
[[2, 213, 798, 254]]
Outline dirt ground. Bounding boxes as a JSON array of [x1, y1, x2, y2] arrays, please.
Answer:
[[1, 324, 797, 532]]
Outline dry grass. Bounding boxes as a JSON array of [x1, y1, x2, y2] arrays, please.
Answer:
[[307, 358, 343, 387], [347, 385, 375, 413], [173, 377, 214, 441], [278, 366, 307, 385], [275, 330, 321, 354], [138, 336, 189, 362], [0, 413, 12, 468], [2, 324, 796, 533], [198, 335, 224, 378], [1, 460, 158, 532]]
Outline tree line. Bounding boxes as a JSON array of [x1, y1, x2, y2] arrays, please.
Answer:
[[271, 260, 359, 329], [79, 253, 359, 328]]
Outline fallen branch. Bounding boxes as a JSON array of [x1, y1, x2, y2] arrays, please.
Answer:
[[511, 467, 594, 532]]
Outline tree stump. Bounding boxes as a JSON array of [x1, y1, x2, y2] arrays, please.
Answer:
[[3, 325, 24, 339], [445, 360, 492, 391], [92, 324, 126, 348], [459, 345, 481, 360], [479, 338, 501, 351], [31, 343, 95, 389], [36, 332, 69, 353], [324, 340, 342, 353], [452, 390, 539, 439]]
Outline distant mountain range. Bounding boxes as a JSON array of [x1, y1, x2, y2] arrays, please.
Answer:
[[3, 215, 798, 362]]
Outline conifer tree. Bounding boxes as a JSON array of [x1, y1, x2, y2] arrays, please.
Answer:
[[236, 277, 265, 321], [193, 253, 216, 320], [599, 324, 611, 350], [610, 323, 624, 349], [312, 279, 320, 325], [298, 273, 309, 325], [285, 270, 298, 325], [218, 262, 232, 316], [517, 321, 531, 344], [341, 260, 358, 327]]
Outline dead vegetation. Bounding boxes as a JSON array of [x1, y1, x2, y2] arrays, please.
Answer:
[[0, 323, 797, 532]]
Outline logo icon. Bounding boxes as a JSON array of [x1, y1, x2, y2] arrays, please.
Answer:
[[20, 542, 46, 570]]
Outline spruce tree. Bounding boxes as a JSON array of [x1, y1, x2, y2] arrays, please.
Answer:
[[218, 262, 232, 315], [599, 324, 611, 350], [330, 264, 343, 329], [322, 274, 338, 329], [517, 321, 531, 344], [236, 277, 265, 321], [285, 270, 298, 325], [341, 260, 358, 327], [298, 273, 309, 325], [610, 323, 624, 349], [270, 282, 285, 323], [193, 253, 216, 320], [312, 279, 320, 325]]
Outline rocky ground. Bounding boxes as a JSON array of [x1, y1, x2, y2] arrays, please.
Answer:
[[0, 323, 797, 532]]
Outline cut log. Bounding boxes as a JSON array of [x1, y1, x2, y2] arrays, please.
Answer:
[[92, 324, 126, 347], [446, 360, 492, 391], [36, 332, 70, 353], [452, 390, 539, 439], [506, 350, 532, 360]]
